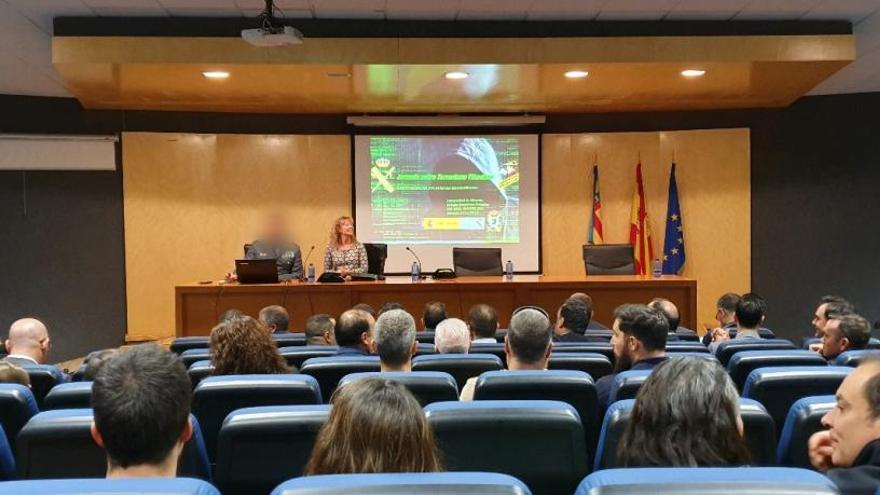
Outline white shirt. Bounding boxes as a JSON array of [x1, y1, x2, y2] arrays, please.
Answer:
[[5, 354, 38, 365], [471, 338, 498, 344]]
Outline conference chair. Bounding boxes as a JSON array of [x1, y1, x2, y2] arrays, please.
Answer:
[[742, 366, 852, 434], [278, 346, 339, 369], [192, 374, 322, 463], [673, 327, 699, 341], [776, 395, 836, 468], [606, 369, 652, 405], [299, 356, 380, 401], [0, 384, 38, 445], [181, 348, 212, 368], [363, 242, 388, 280], [834, 349, 880, 367], [583, 329, 612, 340], [581, 244, 635, 275], [43, 382, 93, 410], [587, 321, 610, 330], [416, 331, 436, 344], [243, 243, 254, 258], [868, 338, 880, 349], [425, 400, 588, 495], [469, 342, 506, 365], [553, 342, 614, 361], [22, 365, 69, 408], [452, 247, 503, 277], [411, 354, 503, 390], [727, 350, 828, 391], [16, 409, 211, 481], [575, 467, 837, 495], [215, 405, 331, 495], [714, 339, 797, 366], [271, 332, 306, 347], [0, 426, 14, 481], [337, 371, 459, 406], [415, 342, 437, 356], [0, 479, 221, 495], [801, 337, 820, 349], [665, 341, 710, 354], [665, 352, 719, 362], [270, 472, 532, 495], [188, 360, 215, 390], [495, 328, 508, 341], [547, 352, 613, 380], [171, 336, 211, 355]]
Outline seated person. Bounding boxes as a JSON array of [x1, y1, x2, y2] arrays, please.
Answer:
[[709, 293, 766, 353], [819, 314, 872, 363], [0, 361, 30, 386], [305, 314, 336, 346], [258, 305, 290, 334], [810, 295, 856, 351], [83, 349, 119, 381], [334, 309, 375, 356], [810, 359, 880, 495], [323, 216, 368, 277], [648, 297, 697, 339], [553, 298, 602, 342], [422, 302, 447, 332], [619, 357, 750, 466], [211, 315, 292, 375], [435, 318, 470, 354], [701, 293, 741, 346], [352, 303, 377, 319], [378, 302, 405, 316], [90, 344, 193, 478], [596, 304, 669, 409], [246, 212, 304, 281], [218, 308, 244, 323], [461, 308, 553, 400], [305, 377, 442, 474], [467, 304, 499, 344], [371, 310, 418, 372], [4, 317, 51, 366]]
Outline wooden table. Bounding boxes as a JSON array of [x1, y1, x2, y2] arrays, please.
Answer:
[[175, 275, 696, 337]]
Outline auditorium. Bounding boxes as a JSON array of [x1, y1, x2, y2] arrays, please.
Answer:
[[1, 1, 880, 494]]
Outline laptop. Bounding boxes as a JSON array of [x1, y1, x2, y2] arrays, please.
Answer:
[[235, 259, 279, 284]]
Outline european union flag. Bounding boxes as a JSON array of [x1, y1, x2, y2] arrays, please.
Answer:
[[662, 163, 686, 274]]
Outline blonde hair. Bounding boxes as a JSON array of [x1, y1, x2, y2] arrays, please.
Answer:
[[0, 361, 30, 386], [330, 216, 357, 248]]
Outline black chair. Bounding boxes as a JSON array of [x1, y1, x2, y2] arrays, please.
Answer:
[[180, 348, 211, 368], [415, 343, 436, 356], [0, 384, 38, 446], [278, 346, 339, 369], [338, 371, 459, 406], [776, 395, 836, 468], [187, 360, 215, 390], [452, 247, 502, 277], [171, 336, 211, 355], [272, 472, 532, 495], [469, 342, 506, 365], [553, 342, 614, 361], [415, 331, 436, 344], [272, 332, 306, 347], [665, 342, 710, 354], [43, 382, 93, 410], [674, 327, 699, 341], [22, 365, 69, 408], [582, 244, 635, 275], [299, 356, 381, 401], [714, 339, 796, 366], [547, 352, 613, 380], [412, 354, 503, 390], [727, 350, 828, 391], [363, 243, 388, 280]]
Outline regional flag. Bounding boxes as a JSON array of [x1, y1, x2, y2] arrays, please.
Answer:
[[588, 164, 604, 244], [628, 162, 654, 275], [662, 163, 686, 274]]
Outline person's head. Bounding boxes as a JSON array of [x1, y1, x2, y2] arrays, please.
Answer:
[[378, 302, 405, 316], [568, 292, 593, 307], [218, 309, 244, 324], [555, 299, 591, 336], [619, 357, 750, 467], [467, 304, 498, 341], [210, 316, 290, 375], [371, 310, 417, 372], [352, 303, 377, 319], [5, 317, 50, 364], [335, 309, 375, 352], [305, 314, 336, 346], [83, 349, 119, 381], [814, 296, 856, 337], [258, 305, 289, 333], [821, 314, 872, 361], [735, 293, 766, 331], [422, 302, 447, 331], [305, 377, 442, 475], [264, 211, 287, 242], [716, 293, 741, 326], [821, 359, 880, 467], [0, 361, 30, 386], [435, 318, 470, 354], [90, 345, 193, 477], [611, 304, 669, 372], [330, 216, 356, 247], [648, 298, 680, 331], [505, 308, 553, 370]]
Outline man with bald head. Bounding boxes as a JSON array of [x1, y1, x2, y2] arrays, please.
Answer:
[[648, 297, 697, 340], [4, 318, 51, 366]]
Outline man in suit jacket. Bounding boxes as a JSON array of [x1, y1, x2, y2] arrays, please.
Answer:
[[4, 318, 51, 366], [246, 213, 303, 281]]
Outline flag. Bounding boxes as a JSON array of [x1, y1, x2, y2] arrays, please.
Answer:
[[587, 164, 604, 244], [628, 162, 654, 275], [662, 163, 686, 274]]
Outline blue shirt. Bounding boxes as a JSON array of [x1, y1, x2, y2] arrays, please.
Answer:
[[596, 356, 668, 409]]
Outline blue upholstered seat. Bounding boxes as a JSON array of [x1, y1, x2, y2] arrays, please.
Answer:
[[776, 395, 836, 468], [271, 472, 531, 495], [337, 371, 458, 406], [0, 478, 220, 494]]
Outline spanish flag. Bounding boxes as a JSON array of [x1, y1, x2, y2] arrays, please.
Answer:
[[588, 164, 603, 245], [628, 162, 654, 275]]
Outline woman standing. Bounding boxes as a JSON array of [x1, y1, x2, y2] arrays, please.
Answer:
[[324, 216, 368, 277]]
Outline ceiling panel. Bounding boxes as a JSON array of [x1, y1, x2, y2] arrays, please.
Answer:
[[80, 0, 168, 16], [458, 0, 531, 20], [595, 0, 679, 20], [309, 0, 385, 19], [665, 0, 749, 20], [384, 0, 459, 20], [801, 0, 880, 23], [4, 0, 94, 34], [0, 49, 69, 96], [733, 0, 823, 20], [526, 0, 605, 20]]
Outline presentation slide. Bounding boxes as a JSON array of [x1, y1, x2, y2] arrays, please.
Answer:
[[354, 134, 540, 273]]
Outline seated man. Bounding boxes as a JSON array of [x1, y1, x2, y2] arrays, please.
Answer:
[[258, 305, 290, 334], [371, 309, 418, 372], [709, 292, 766, 353], [595, 304, 669, 409], [468, 304, 499, 344], [305, 314, 336, 346], [245, 212, 303, 281], [4, 317, 51, 366], [90, 344, 193, 478], [648, 297, 697, 340], [435, 318, 470, 354], [460, 308, 553, 400], [351, 303, 377, 319], [553, 298, 602, 342], [422, 302, 447, 332], [701, 293, 741, 346], [334, 309, 375, 356], [218, 309, 244, 324], [819, 314, 871, 363], [378, 302, 405, 316], [809, 358, 880, 495], [83, 349, 119, 381], [810, 295, 856, 351], [0, 361, 30, 386]]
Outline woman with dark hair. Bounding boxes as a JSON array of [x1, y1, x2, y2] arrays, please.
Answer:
[[305, 377, 442, 474], [210, 315, 292, 375], [618, 357, 751, 467]]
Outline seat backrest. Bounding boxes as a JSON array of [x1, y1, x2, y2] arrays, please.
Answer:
[[776, 395, 836, 468], [452, 247, 503, 277], [714, 339, 796, 366], [674, 328, 699, 342], [868, 338, 880, 349], [415, 332, 436, 344], [593, 399, 633, 470], [299, 356, 380, 401], [192, 374, 322, 462], [743, 366, 852, 433], [0, 424, 15, 480], [362, 243, 388, 279], [16, 409, 210, 481], [582, 244, 635, 275], [415, 343, 436, 356], [607, 369, 652, 404], [665, 342, 710, 354], [553, 342, 614, 361], [548, 352, 613, 380], [271, 472, 532, 495], [412, 354, 503, 390], [188, 360, 215, 390], [278, 346, 340, 369], [171, 337, 211, 355], [576, 467, 837, 495], [801, 337, 820, 349], [271, 332, 306, 348], [22, 365, 68, 408], [0, 478, 221, 495], [215, 405, 331, 495], [43, 382, 93, 410], [181, 348, 212, 369], [835, 349, 880, 367], [0, 384, 38, 444], [469, 342, 506, 365], [583, 330, 612, 340], [337, 372, 459, 406], [727, 350, 828, 391], [425, 400, 587, 495]]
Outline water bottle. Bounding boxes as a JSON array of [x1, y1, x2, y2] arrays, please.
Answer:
[[505, 260, 514, 280], [411, 261, 420, 282], [652, 259, 663, 278], [307, 263, 316, 283]]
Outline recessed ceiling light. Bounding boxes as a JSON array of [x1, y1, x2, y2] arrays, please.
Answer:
[[202, 71, 230, 79], [445, 71, 469, 80], [564, 70, 589, 79], [681, 69, 706, 78]]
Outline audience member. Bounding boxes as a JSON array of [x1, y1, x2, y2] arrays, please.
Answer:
[[813, 295, 857, 338], [335, 309, 375, 356], [619, 357, 750, 467], [0, 361, 30, 386], [258, 305, 290, 334], [305, 314, 336, 346], [210, 316, 291, 375], [809, 359, 880, 495], [352, 303, 377, 319], [595, 304, 669, 409], [218, 309, 245, 323], [819, 314, 872, 363], [90, 344, 192, 478], [709, 293, 766, 353], [83, 349, 119, 381], [4, 317, 51, 366], [701, 293, 741, 346], [378, 302, 405, 316], [553, 298, 599, 342], [648, 297, 697, 340], [435, 318, 470, 354], [460, 308, 552, 400], [467, 304, 498, 343], [371, 310, 417, 372], [422, 302, 447, 331], [305, 377, 442, 474]]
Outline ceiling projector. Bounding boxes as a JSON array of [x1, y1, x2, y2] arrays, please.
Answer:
[[241, 26, 303, 47]]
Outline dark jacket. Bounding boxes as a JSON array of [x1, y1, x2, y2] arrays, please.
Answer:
[[827, 439, 880, 495], [335, 345, 370, 356], [246, 239, 303, 280], [554, 331, 607, 343]]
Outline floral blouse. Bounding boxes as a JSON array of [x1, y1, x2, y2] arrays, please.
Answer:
[[323, 243, 369, 274]]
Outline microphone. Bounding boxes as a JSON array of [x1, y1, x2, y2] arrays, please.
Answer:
[[301, 245, 315, 281], [405, 246, 423, 273]]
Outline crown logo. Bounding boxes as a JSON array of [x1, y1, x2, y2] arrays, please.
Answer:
[[376, 158, 391, 168]]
